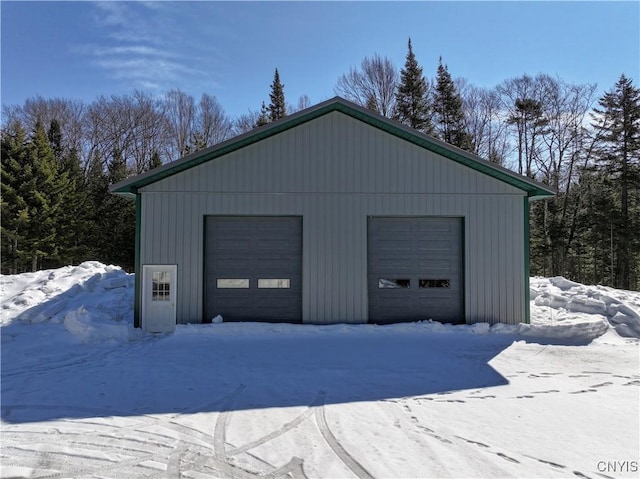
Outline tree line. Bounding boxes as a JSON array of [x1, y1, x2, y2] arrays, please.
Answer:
[[2, 42, 639, 290]]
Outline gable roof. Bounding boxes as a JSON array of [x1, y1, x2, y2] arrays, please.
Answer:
[[111, 96, 556, 200]]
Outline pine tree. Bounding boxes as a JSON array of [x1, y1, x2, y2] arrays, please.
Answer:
[[148, 150, 163, 171], [54, 149, 87, 268], [433, 58, 472, 150], [395, 38, 433, 134], [268, 68, 287, 121], [1, 120, 29, 273], [85, 148, 136, 270], [366, 95, 378, 112], [84, 154, 110, 261], [47, 119, 63, 163], [45, 120, 89, 267], [186, 131, 207, 154], [255, 102, 269, 127], [105, 148, 135, 270], [21, 121, 69, 271], [592, 74, 640, 289]]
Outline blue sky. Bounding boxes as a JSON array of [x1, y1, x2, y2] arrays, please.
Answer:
[[2, 1, 639, 118]]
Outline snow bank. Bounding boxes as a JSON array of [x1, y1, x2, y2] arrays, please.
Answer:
[[531, 276, 640, 338], [1, 264, 639, 342], [1, 262, 134, 341], [63, 307, 131, 344]]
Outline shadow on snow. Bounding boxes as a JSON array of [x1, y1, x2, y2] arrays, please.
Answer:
[[1, 319, 593, 424]]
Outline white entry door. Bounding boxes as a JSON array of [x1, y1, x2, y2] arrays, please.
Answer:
[[142, 265, 177, 333]]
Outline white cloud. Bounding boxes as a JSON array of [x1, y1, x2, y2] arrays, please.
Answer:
[[82, 2, 219, 93], [91, 2, 130, 28], [90, 45, 180, 59], [94, 57, 204, 81]]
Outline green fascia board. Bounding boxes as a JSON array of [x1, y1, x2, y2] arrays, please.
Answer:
[[110, 97, 556, 200]]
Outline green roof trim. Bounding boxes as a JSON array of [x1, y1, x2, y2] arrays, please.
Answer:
[[111, 97, 556, 200]]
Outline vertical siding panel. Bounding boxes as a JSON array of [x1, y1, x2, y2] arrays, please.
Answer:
[[471, 198, 482, 322], [504, 199, 513, 322], [484, 197, 493, 323], [318, 199, 327, 323], [199, 194, 207, 320], [332, 196, 340, 320], [176, 193, 185, 322], [347, 118, 356, 193], [426, 152, 436, 192], [495, 197, 503, 324], [493, 197, 501, 323], [513, 200, 520, 323], [150, 195, 159, 261], [179, 193, 188, 323], [192, 194, 201, 322], [307, 200, 318, 322]]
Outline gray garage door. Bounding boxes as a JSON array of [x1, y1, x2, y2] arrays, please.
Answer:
[[204, 216, 302, 323], [368, 217, 464, 324]]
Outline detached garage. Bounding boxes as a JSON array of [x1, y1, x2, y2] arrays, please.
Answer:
[[111, 97, 554, 332]]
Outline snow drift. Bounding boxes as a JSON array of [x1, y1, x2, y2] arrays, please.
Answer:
[[1, 262, 639, 341]]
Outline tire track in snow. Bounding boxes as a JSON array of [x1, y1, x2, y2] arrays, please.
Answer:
[[5, 387, 375, 479], [315, 402, 374, 479], [1, 387, 249, 478], [212, 384, 246, 459], [227, 391, 325, 456]]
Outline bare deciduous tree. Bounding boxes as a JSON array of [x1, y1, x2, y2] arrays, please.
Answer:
[[335, 54, 399, 117], [163, 88, 195, 158], [458, 81, 511, 165], [288, 94, 312, 114], [233, 110, 261, 136], [197, 94, 233, 147], [3, 96, 87, 161]]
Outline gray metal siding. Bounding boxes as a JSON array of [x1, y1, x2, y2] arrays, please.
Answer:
[[139, 111, 527, 325], [140, 193, 524, 325], [142, 112, 522, 196]]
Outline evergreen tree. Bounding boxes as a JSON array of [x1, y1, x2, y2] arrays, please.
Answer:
[[148, 150, 163, 171], [186, 131, 207, 154], [85, 148, 136, 271], [45, 119, 89, 267], [255, 102, 269, 127], [433, 58, 472, 150], [22, 121, 69, 271], [53, 147, 88, 268], [592, 74, 640, 289], [395, 38, 433, 134], [84, 154, 110, 261], [268, 68, 287, 121], [105, 149, 136, 270], [47, 119, 63, 163], [1, 120, 29, 273], [365, 95, 378, 112]]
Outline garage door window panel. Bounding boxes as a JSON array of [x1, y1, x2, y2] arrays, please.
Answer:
[[258, 279, 291, 288], [378, 278, 411, 289], [216, 279, 250, 288], [419, 279, 451, 288]]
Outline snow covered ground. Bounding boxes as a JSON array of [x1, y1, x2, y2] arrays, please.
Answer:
[[1, 262, 638, 479]]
